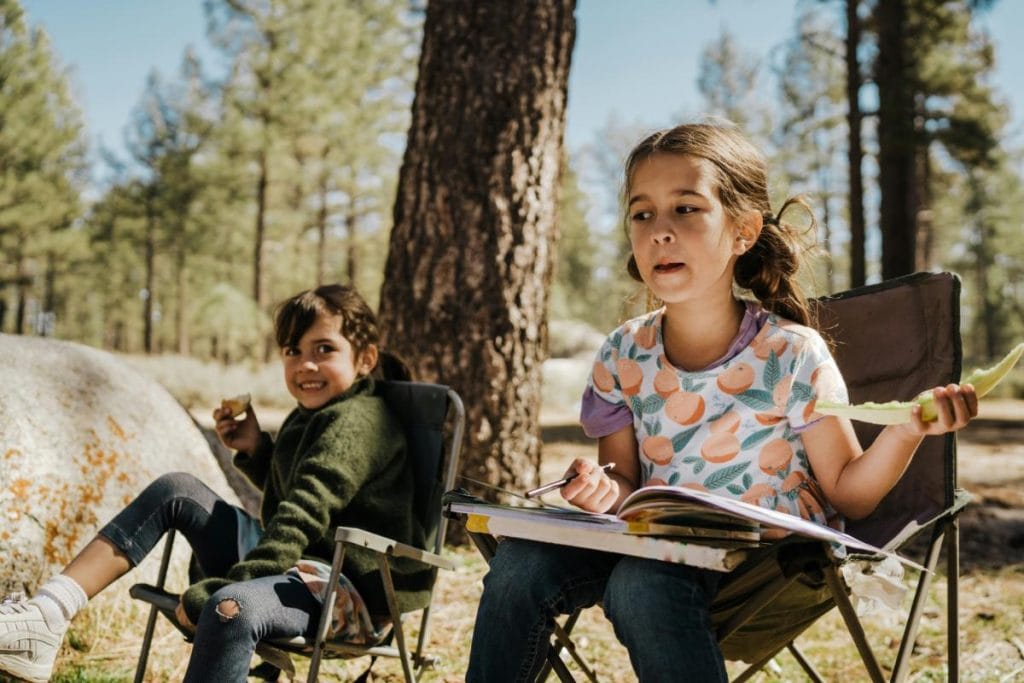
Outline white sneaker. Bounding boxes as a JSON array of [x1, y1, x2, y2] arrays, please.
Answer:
[[0, 593, 66, 683]]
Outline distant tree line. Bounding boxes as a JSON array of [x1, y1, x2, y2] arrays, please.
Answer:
[[1, 0, 1020, 371]]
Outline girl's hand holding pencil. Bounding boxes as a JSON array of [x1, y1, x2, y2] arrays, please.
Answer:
[[534, 461, 619, 513]]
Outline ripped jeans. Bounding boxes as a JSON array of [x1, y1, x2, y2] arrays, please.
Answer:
[[467, 539, 728, 683], [98, 472, 320, 682]]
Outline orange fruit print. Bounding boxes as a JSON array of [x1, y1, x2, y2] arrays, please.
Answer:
[[592, 361, 614, 392], [642, 435, 674, 465], [717, 362, 755, 394], [664, 391, 705, 425], [616, 358, 644, 396]]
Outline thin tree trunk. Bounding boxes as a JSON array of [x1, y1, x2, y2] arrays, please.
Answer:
[[14, 255, 27, 335], [345, 211, 357, 287], [316, 176, 329, 286], [875, 0, 918, 279], [378, 0, 576, 497], [253, 146, 269, 309], [176, 243, 190, 355], [143, 190, 156, 354], [845, 0, 866, 287]]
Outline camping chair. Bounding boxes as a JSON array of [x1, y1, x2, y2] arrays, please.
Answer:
[[129, 381, 465, 683], [466, 271, 967, 683]]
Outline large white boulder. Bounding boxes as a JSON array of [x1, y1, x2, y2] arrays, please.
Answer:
[[0, 334, 240, 594]]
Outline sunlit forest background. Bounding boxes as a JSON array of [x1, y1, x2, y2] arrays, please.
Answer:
[[2, 0, 1022, 386]]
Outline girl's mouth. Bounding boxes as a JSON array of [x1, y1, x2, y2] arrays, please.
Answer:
[[298, 381, 326, 391], [653, 262, 685, 274]]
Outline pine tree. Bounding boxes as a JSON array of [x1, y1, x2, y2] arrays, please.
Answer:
[[0, 1, 87, 334]]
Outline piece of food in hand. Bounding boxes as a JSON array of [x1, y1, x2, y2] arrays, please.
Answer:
[[220, 393, 252, 418], [816, 341, 1023, 425]]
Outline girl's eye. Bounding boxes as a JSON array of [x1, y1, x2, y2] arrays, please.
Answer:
[[675, 205, 696, 215], [283, 347, 299, 357], [631, 210, 652, 222], [315, 343, 336, 355]]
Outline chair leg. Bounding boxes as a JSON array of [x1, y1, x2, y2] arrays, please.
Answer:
[[133, 529, 177, 683], [822, 564, 886, 683], [379, 555, 417, 683], [307, 538, 347, 682], [538, 609, 601, 683], [947, 516, 960, 683], [787, 642, 826, 683], [891, 523, 946, 683]]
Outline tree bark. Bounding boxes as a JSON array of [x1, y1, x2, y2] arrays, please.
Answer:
[[845, 0, 866, 287], [378, 0, 576, 496], [875, 0, 918, 279]]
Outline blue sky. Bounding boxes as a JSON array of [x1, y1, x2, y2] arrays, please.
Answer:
[[20, 0, 1024, 172]]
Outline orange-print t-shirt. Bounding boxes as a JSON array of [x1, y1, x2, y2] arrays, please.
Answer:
[[584, 303, 849, 527]]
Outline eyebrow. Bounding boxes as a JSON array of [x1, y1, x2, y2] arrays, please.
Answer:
[[628, 188, 706, 207]]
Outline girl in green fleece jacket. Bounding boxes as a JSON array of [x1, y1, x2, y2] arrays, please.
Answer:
[[0, 284, 429, 683]]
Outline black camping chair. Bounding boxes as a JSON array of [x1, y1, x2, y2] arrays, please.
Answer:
[[129, 381, 465, 683], [465, 271, 968, 683]]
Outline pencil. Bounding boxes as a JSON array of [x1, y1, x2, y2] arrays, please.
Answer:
[[524, 463, 615, 499]]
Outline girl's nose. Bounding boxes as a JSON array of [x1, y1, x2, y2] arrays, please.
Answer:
[[652, 225, 675, 245], [301, 359, 318, 371]]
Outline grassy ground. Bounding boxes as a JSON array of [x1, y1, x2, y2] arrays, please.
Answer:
[[19, 540, 1024, 682], [20, 432, 1024, 682], [7, 354, 1021, 682]]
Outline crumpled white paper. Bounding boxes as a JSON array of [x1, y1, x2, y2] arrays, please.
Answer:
[[840, 555, 908, 616]]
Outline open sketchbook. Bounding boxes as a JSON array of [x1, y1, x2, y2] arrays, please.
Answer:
[[445, 485, 906, 573]]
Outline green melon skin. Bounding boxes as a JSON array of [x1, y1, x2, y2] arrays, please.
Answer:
[[816, 342, 1023, 425]]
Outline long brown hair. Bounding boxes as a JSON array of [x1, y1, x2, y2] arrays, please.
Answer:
[[623, 123, 817, 327]]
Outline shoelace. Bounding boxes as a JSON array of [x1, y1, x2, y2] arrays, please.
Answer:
[[0, 593, 31, 615]]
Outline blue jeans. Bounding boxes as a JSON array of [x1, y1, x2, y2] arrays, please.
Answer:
[[98, 472, 320, 682], [467, 539, 727, 683]]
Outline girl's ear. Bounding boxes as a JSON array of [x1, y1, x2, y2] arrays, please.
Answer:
[[357, 344, 379, 376], [733, 210, 763, 255]]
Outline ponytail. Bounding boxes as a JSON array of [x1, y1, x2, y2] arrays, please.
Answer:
[[374, 350, 413, 382], [734, 196, 816, 327]]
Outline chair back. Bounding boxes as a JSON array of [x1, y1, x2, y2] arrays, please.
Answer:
[[811, 272, 962, 548], [376, 381, 465, 555]]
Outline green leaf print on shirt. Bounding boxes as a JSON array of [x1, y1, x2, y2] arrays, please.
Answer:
[[741, 427, 775, 450], [643, 394, 666, 415], [671, 425, 701, 452], [764, 351, 781, 390], [786, 382, 815, 411], [734, 389, 775, 411], [703, 462, 751, 489]]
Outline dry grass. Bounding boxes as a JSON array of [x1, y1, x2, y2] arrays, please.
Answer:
[[21, 546, 1024, 682], [30, 433, 1024, 682], [15, 356, 1020, 681]]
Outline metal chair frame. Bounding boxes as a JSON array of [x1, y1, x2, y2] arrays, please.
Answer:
[[130, 383, 465, 683]]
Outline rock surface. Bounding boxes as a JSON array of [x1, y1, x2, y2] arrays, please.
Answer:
[[0, 334, 239, 594]]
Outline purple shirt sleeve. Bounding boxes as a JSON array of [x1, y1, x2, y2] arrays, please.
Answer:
[[579, 386, 633, 438]]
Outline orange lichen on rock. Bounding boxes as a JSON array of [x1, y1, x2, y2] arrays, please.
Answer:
[[9, 479, 32, 500], [106, 415, 131, 441]]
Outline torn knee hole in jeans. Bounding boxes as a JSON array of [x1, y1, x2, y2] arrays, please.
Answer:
[[215, 598, 240, 622]]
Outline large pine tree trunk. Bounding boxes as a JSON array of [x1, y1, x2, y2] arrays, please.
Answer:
[[378, 0, 575, 495], [845, 0, 866, 288], [875, 0, 918, 279]]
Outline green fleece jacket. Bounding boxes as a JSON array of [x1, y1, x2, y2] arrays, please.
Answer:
[[181, 377, 433, 622]]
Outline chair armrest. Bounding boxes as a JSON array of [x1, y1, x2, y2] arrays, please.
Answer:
[[334, 526, 456, 571], [129, 583, 181, 612]]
